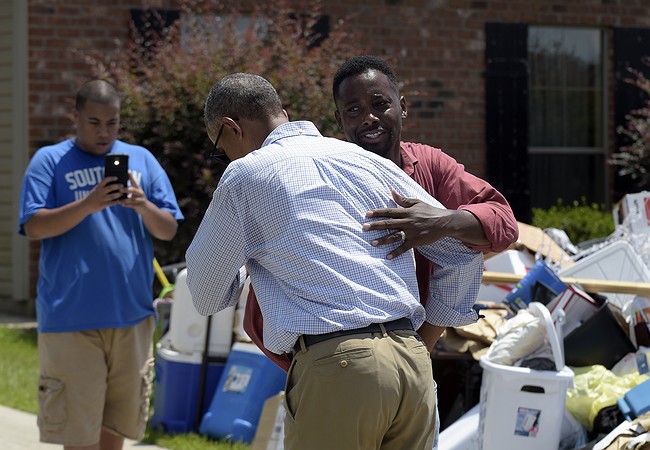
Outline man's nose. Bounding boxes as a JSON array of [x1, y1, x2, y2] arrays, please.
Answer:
[[362, 110, 380, 126]]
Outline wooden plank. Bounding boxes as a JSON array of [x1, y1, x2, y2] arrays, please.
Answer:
[[482, 270, 650, 296]]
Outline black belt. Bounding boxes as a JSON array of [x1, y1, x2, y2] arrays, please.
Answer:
[[294, 318, 413, 352]]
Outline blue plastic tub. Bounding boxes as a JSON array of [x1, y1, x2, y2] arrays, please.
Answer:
[[199, 342, 286, 443]]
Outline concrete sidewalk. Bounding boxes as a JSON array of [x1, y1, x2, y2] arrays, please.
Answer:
[[0, 405, 166, 449]]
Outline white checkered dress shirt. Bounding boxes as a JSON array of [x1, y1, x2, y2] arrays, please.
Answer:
[[186, 121, 483, 354]]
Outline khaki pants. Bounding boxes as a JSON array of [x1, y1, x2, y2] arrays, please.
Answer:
[[37, 316, 155, 446], [284, 329, 436, 450]]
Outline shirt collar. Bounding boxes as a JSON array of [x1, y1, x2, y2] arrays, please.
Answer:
[[261, 121, 323, 148], [399, 142, 418, 176]]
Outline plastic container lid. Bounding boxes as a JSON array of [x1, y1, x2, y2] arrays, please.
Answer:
[[231, 341, 265, 355], [528, 302, 564, 371]]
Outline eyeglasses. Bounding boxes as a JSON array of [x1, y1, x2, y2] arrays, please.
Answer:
[[208, 123, 230, 165]]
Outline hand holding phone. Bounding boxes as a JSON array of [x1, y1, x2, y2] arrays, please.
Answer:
[[104, 154, 129, 200]]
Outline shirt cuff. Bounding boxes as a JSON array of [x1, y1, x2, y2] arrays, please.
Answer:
[[425, 301, 479, 328]]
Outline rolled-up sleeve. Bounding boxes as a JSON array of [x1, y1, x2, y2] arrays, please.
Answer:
[[416, 237, 483, 327], [410, 143, 519, 253]]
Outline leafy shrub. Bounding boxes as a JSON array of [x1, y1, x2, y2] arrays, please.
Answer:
[[84, 0, 362, 264], [611, 57, 650, 191], [532, 198, 615, 245]]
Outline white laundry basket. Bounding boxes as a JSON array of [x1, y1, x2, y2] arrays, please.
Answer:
[[478, 302, 574, 450]]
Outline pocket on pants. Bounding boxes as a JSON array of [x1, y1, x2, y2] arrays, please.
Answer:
[[138, 357, 155, 426], [37, 376, 66, 432], [284, 357, 298, 421]]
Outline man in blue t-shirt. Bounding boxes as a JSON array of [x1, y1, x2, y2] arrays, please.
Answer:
[[18, 79, 184, 450]]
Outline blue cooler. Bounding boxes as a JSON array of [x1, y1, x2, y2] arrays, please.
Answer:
[[199, 342, 286, 443], [150, 336, 226, 433]]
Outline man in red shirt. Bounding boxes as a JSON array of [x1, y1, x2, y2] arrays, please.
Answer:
[[243, 55, 518, 369]]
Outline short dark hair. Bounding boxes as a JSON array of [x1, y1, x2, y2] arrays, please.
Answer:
[[332, 55, 400, 102], [75, 79, 120, 111], [204, 73, 284, 134]]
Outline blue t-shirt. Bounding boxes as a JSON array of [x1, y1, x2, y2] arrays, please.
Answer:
[[18, 139, 184, 332]]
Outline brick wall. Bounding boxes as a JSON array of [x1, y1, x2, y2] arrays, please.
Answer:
[[323, 0, 650, 175], [27, 0, 650, 172], [24, 0, 650, 296]]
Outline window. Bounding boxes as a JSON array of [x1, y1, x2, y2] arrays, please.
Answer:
[[528, 26, 606, 209]]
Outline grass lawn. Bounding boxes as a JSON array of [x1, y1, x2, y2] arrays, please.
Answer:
[[0, 326, 39, 412], [0, 326, 251, 450]]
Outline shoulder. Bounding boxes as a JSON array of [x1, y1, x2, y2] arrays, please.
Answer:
[[112, 139, 152, 156], [401, 141, 446, 161], [402, 141, 463, 170], [28, 139, 74, 167], [113, 140, 164, 169]]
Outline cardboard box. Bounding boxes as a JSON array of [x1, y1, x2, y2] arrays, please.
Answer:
[[513, 222, 574, 270], [613, 191, 650, 234], [252, 392, 285, 450]]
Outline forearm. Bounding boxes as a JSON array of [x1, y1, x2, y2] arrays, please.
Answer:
[[23, 200, 92, 240], [417, 322, 446, 352], [444, 209, 489, 247], [137, 200, 178, 241]]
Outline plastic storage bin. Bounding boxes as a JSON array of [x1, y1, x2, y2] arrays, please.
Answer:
[[167, 268, 235, 357], [478, 302, 574, 450], [199, 342, 287, 444], [558, 240, 650, 309], [504, 260, 567, 312], [439, 403, 480, 450], [150, 336, 226, 433], [562, 295, 635, 369]]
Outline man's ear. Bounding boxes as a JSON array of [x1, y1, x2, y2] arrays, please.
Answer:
[[400, 96, 408, 119], [334, 109, 343, 129], [71, 109, 80, 129], [223, 117, 241, 138]]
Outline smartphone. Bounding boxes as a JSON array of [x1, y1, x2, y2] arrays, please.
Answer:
[[104, 154, 129, 200]]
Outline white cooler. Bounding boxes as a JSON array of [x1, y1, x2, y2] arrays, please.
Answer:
[[478, 302, 574, 450], [167, 268, 235, 358]]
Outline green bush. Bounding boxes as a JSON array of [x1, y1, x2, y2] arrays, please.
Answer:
[[531, 198, 615, 245], [84, 0, 362, 264]]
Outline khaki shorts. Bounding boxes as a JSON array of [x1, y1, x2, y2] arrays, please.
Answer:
[[37, 316, 155, 446]]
